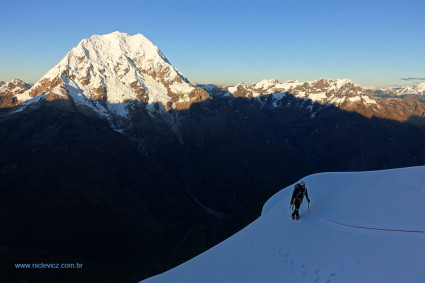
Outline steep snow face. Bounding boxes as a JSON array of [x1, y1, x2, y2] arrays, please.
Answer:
[[15, 32, 209, 116], [143, 166, 425, 283]]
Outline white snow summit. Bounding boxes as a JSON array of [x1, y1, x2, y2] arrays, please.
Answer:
[[15, 31, 209, 116]]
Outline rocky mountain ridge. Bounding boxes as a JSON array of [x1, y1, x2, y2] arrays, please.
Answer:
[[220, 78, 425, 122]]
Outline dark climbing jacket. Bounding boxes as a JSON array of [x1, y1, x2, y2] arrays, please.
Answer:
[[291, 183, 310, 205]]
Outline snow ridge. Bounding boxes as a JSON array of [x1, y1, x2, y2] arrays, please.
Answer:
[[144, 166, 425, 283]]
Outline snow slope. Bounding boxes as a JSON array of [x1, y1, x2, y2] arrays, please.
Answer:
[[143, 166, 425, 283]]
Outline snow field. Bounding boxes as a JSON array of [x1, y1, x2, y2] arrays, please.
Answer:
[[143, 166, 425, 283]]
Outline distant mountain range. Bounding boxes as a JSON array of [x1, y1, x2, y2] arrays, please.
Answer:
[[2, 32, 425, 282], [205, 78, 425, 121], [3, 41, 425, 123], [369, 83, 425, 97]]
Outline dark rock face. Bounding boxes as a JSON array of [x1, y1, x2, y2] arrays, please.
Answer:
[[0, 103, 212, 282], [2, 92, 425, 282]]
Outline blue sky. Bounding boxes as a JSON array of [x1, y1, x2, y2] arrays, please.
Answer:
[[1, 0, 424, 87]]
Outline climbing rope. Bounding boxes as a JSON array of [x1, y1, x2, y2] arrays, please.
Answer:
[[309, 209, 425, 234]]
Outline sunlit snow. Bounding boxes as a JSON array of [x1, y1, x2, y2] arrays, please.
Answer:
[[143, 166, 425, 283]]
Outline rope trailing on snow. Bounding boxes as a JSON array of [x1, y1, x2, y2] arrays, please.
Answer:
[[309, 209, 425, 234]]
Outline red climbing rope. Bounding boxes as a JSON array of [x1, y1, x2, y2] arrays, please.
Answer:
[[309, 209, 425, 234]]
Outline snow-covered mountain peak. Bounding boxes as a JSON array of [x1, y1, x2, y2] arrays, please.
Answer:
[[333, 77, 352, 87], [75, 31, 171, 69], [15, 32, 209, 116], [252, 79, 281, 89]]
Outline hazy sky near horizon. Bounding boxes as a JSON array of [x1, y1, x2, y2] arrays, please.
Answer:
[[1, 0, 424, 87]]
